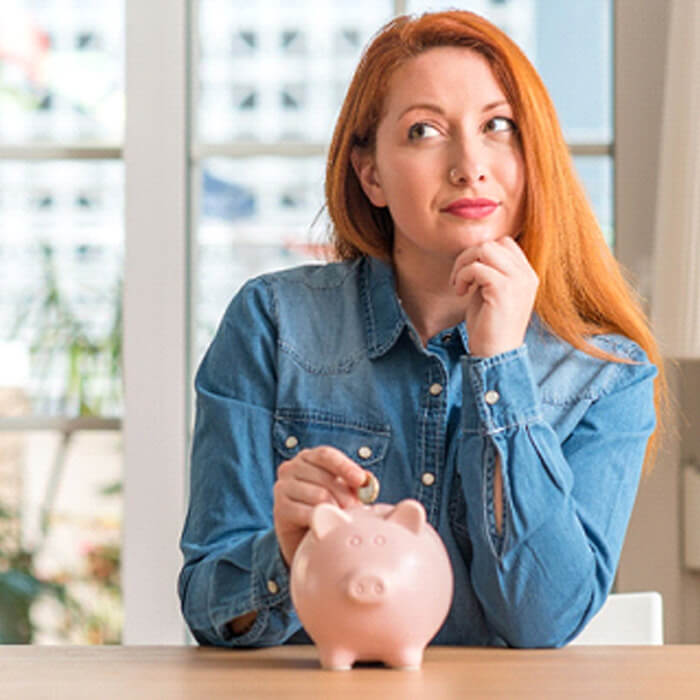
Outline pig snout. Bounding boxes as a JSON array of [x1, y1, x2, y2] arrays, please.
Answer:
[[345, 573, 388, 604]]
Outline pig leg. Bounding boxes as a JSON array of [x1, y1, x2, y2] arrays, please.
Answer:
[[318, 646, 356, 671], [384, 647, 423, 670]]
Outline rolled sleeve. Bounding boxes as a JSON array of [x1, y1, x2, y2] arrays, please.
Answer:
[[203, 529, 298, 646], [178, 277, 304, 647]]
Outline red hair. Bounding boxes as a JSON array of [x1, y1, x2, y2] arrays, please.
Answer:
[[325, 11, 668, 473]]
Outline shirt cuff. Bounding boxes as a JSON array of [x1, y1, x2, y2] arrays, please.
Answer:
[[461, 345, 543, 435], [252, 527, 292, 602], [215, 528, 295, 644]]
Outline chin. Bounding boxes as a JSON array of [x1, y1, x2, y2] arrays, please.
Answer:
[[456, 232, 499, 249]]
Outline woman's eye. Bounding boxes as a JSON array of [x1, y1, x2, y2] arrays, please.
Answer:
[[407, 122, 440, 140], [486, 116, 516, 133]]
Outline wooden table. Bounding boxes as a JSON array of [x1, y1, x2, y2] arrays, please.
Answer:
[[1, 644, 699, 699]]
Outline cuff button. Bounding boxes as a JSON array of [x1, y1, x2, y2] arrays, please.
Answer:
[[267, 579, 279, 594]]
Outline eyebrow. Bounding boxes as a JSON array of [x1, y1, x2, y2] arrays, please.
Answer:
[[397, 99, 509, 120]]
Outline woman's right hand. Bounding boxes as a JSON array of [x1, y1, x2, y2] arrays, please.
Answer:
[[273, 446, 367, 568]]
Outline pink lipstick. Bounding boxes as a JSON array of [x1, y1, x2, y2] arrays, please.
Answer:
[[442, 197, 499, 220]]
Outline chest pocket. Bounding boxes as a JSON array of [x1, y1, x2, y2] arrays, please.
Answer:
[[273, 412, 391, 482]]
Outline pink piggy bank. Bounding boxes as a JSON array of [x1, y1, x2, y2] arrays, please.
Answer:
[[290, 499, 454, 670]]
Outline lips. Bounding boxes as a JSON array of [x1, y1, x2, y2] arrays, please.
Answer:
[[442, 198, 500, 220]]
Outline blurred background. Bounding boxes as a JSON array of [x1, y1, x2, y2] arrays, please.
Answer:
[[1, 0, 697, 645]]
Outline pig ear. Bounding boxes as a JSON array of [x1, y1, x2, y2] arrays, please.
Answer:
[[386, 499, 426, 535], [311, 503, 352, 540]]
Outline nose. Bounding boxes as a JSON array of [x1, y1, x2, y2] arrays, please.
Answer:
[[449, 167, 485, 186], [449, 135, 487, 185], [346, 573, 387, 604]]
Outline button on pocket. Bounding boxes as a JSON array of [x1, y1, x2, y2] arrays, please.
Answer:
[[357, 445, 373, 459], [273, 412, 391, 469]]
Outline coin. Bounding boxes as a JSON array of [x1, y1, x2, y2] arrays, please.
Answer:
[[357, 471, 380, 504]]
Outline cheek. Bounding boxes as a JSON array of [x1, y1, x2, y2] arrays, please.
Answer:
[[377, 152, 439, 210], [391, 167, 429, 205], [500, 151, 526, 203]]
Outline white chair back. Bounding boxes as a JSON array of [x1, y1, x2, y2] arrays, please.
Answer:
[[570, 591, 663, 645]]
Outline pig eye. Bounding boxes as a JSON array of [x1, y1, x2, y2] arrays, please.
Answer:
[[348, 535, 362, 546], [373, 535, 386, 546]]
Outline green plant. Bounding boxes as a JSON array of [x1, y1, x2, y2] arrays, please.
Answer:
[[0, 497, 123, 644], [0, 503, 78, 643], [11, 241, 123, 416]]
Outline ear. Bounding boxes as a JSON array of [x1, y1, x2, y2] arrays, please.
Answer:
[[311, 503, 352, 540], [350, 147, 388, 208], [386, 499, 426, 535]]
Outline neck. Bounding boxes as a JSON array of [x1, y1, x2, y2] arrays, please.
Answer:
[[392, 252, 465, 346]]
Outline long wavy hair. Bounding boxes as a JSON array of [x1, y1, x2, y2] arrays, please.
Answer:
[[324, 10, 669, 473]]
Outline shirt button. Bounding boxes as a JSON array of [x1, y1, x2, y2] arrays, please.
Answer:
[[429, 383, 443, 396], [357, 445, 373, 460], [421, 472, 436, 486], [285, 435, 299, 449], [485, 390, 500, 405], [267, 580, 279, 594], [442, 333, 452, 343]]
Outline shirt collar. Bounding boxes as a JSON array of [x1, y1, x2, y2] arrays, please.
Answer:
[[361, 256, 475, 357], [361, 254, 544, 358], [361, 256, 406, 359]]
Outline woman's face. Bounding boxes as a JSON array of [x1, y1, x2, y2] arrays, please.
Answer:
[[354, 46, 525, 263]]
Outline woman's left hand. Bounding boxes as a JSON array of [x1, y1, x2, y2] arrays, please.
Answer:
[[450, 235, 539, 358]]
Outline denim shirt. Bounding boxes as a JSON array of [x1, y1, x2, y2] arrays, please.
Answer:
[[178, 256, 657, 648]]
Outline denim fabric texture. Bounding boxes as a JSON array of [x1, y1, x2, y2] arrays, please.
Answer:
[[178, 256, 657, 648]]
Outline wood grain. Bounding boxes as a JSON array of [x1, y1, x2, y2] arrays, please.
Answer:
[[1, 644, 698, 699]]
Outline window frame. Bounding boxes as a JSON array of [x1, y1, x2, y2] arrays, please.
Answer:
[[1, 0, 663, 643], [122, 0, 191, 643], [133, 0, 621, 642]]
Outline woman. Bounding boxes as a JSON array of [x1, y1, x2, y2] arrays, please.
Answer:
[[178, 11, 667, 648]]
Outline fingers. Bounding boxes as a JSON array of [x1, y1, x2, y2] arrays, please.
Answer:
[[451, 236, 534, 295], [453, 260, 505, 297], [281, 475, 340, 507], [299, 446, 367, 489], [451, 237, 521, 284], [278, 459, 356, 509], [274, 446, 367, 565], [274, 498, 315, 531], [275, 446, 366, 512]]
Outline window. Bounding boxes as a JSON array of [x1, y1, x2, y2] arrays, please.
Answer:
[[0, 1, 124, 643], [124, 0, 667, 644], [408, 0, 613, 239], [194, 0, 395, 361], [1, 0, 627, 644], [194, 1, 614, 370]]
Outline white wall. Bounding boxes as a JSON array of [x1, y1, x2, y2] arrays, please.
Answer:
[[614, 0, 700, 644]]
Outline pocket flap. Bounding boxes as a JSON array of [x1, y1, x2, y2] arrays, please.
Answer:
[[273, 413, 390, 467]]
